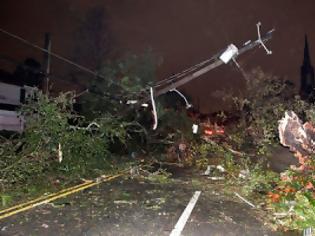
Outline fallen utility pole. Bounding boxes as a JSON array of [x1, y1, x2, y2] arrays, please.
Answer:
[[136, 22, 275, 130], [154, 23, 275, 97]]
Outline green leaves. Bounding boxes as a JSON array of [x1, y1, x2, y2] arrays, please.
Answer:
[[80, 51, 158, 119], [1, 194, 12, 207], [229, 68, 315, 154], [267, 166, 315, 231], [0, 92, 132, 190]]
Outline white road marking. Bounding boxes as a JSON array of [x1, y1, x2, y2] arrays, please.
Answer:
[[170, 191, 201, 236]]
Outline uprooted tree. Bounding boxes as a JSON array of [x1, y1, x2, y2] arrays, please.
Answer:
[[0, 51, 196, 192]]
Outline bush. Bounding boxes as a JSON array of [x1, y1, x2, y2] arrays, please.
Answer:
[[224, 68, 315, 231], [228, 68, 314, 154], [267, 159, 315, 231], [79, 51, 159, 120], [0, 92, 131, 190]]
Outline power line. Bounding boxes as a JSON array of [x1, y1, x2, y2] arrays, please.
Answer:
[[0, 28, 105, 80], [0, 27, 213, 97], [0, 27, 134, 98], [153, 54, 219, 89], [0, 27, 221, 95]]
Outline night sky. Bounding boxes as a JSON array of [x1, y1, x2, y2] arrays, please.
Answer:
[[1, 0, 315, 112]]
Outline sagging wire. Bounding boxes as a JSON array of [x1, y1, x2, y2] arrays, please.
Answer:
[[231, 55, 250, 81], [105, 22, 273, 108], [235, 62, 251, 81], [0, 25, 274, 120], [170, 88, 192, 109], [0, 27, 229, 108], [0, 28, 126, 92], [153, 55, 219, 89], [150, 87, 158, 130], [156, 22, 274, 92]]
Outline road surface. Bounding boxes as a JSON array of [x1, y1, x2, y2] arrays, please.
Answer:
[[0, 169, 293, 236]]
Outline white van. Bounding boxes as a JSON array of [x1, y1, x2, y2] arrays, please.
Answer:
[[0, 82, 37, 133]]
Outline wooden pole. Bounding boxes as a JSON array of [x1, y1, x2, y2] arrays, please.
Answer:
[[154, 29, 274, 97], [43, 33, 51, 94]]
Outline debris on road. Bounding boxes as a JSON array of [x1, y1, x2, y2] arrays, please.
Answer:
[[41, 223, 49, 229], [202, 165, 225, 180], [203, 165, 211, 176], [202, 165, 225, 175], [238, 169, 250, 179], [216, 165, 225, 173], [208, 177, 225, 181], [234, 192, 256, 208], [114, 200, 137, 205]]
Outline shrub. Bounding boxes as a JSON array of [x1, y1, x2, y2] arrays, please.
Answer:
[[0, 92, 130, 190], [228, 68, 314, 154], [267, 159, 315, 231]]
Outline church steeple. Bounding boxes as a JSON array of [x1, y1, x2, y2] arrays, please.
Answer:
[[300, 34, 315, 101], [303, 35, 312, 66]]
